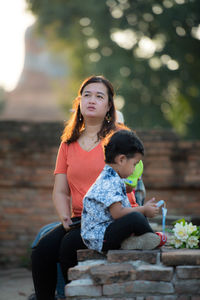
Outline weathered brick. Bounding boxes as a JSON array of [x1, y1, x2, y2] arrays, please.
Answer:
[[174, 279, 200, 294], [146, 296, 177, 300], [176, 296, 191, 300], [103, 281, 135, 296], [103, 280, 174, 296], [162, 249, 200, 266], [176, 266, 200, 279], [77, 249, 106, 261], [136, 264, 173, 281], [71, 298, 136, 300], [90, 263, 136, 284], [68, 265, 91, 281], [131, 281, 174, 294], [107, 250, 159, 264], [65, 278, 102, 297], [68, 260, 106, 280]]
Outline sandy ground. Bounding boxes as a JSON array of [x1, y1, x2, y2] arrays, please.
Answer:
[[0, 268, 34, 300]]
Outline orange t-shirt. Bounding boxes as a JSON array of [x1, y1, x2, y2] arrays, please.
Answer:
[[54, 141, 138, 217]]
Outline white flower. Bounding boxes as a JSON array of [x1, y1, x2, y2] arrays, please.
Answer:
[[173, 222, 188, 242], [186, 236, 199, 249], [171, 219, 199, 249], [172, 236, 183, 248], [186, 222, 197, 235]]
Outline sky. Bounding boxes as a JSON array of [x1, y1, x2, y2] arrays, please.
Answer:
[[0, 0, 35, 91]]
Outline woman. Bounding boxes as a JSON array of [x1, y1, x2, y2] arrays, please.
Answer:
[[31, 75, 138, 300]]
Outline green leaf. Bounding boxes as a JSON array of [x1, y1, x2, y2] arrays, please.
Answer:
[[172, 218, 186, 226]]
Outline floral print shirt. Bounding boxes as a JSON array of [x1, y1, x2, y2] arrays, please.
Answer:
[[81, 164, 131, 252]]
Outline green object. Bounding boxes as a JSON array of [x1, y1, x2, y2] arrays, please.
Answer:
[[125, 160, 143, 188]]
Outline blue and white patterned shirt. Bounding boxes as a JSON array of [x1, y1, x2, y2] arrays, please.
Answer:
[[81, 164, 131, 253]]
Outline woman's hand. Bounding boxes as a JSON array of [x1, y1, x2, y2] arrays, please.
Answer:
[[62, 216, 72, 231], [143, 198, 159, 218]]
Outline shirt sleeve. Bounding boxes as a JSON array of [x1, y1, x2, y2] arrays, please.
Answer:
[[54, 142, 68, 175], [99, 178, 126, 208]]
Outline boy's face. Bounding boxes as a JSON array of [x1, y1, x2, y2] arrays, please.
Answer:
[[119, 153, 143, 178]]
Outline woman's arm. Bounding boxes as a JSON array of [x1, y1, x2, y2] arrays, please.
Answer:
[[109, 198, 159, 219], [52, 174, 72, 230]]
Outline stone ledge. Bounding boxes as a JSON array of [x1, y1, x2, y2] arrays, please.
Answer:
[[161, 249, 200, 266], [77, 248, 200, 267], [107, 249, 159, 264]]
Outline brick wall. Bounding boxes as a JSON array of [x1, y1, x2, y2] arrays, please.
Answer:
[[0, 121, 200, 266]]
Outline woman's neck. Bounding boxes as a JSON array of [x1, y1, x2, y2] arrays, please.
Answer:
[[83, 121, 102, 138]]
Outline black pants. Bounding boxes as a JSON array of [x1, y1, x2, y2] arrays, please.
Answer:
[[31, 212, 153, 300]]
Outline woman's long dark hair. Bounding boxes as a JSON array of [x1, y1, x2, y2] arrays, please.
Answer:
[[61, 75, 117, 144]]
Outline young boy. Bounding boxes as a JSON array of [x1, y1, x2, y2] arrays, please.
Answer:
[[81, 130, 166, 253]]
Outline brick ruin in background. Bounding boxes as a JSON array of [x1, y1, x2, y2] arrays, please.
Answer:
[[0, 121, 200, 266]]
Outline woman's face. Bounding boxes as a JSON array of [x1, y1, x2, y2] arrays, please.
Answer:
[[80, 82, 111, 120]]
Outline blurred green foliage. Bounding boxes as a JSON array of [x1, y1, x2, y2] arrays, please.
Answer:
[[26, 0, 200, 139]]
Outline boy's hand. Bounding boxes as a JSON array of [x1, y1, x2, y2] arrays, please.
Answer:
[[143, 198, 159, 218]]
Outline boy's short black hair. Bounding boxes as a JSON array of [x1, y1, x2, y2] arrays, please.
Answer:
[[104, 130, 144, 163]]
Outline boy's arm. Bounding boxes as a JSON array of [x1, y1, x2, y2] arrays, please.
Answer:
[[109, 198, 159, 219]]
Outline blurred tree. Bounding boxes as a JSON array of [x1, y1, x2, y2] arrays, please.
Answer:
[[26, 0, 200, 139]]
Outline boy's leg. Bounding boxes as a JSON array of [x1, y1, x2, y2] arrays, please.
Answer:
[[102, 211, 154, 251], [31, 224, 67, 300], [59, 227, 87, 283]]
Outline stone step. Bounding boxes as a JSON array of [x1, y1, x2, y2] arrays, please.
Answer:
[[78, 248, 200, 266], [67, 249, 200, 299]]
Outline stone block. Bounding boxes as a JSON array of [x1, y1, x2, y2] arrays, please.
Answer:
[[176, 296, 192, 300], [103, 280, 174, 296], [176, 266, 200, 279], [90, 263, 136, 284], [68, 265, 91, 281], [77, 249, 106, 261], [103, 281, 135, 296], [65, 278, 102, 297], [68, 260, 106, 280], [131, 280, 174, 294], [136, 264, 173, 281], [72, 298, 136, 300], [174, 279, 200, 294], [162, 249, 200, 266], [146, 296, 177, 300], [107, 249, 159, 264]]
